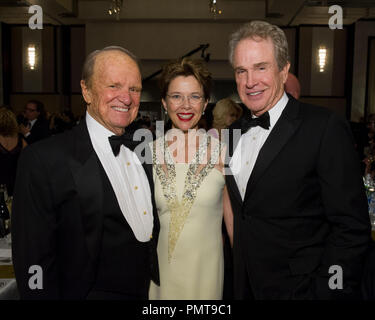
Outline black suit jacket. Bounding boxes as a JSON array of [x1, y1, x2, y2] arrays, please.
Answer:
[[11, 120, 159, 299], [25, 117, 50, 144], [225, 96, 371, 300]]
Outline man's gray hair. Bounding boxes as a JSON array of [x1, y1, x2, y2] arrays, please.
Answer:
[[228, 20, 289, 71], [81, 46, 140, 88]]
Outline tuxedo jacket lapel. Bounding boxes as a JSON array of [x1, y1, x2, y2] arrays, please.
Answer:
[[226, 171, 242, 205], [225, 116, 247, 205], [130, 136, 160, 285], [227, 108, 252, 158], [244, 98, 302, 204], [69, 120, 104, 262]]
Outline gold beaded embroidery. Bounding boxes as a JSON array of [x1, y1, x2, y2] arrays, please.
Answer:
[[153, 133, 222, 263]]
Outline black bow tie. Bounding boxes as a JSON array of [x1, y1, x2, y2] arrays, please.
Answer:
[[108, 132, 138, 156], [241, 111, 270, 134]]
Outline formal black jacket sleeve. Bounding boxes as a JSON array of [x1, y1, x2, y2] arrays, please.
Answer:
[[315, 112, 371, 299], [25, 119, 50, 145], [11, 145, 60, 299]]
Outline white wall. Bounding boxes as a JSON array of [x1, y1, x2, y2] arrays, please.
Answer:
[[85, 21, 242, 80]]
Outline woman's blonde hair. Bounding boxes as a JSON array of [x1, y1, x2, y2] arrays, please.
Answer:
[[0, 107, 18, 137], [212, 98, 243, 130]]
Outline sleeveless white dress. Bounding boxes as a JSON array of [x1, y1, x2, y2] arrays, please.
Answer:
[[149, 133, 225, 300]]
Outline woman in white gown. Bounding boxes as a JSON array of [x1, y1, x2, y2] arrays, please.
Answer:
[[149, 58, 234, 300]]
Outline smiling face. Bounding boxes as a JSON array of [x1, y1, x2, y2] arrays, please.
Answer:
[[233, 37, 289, 117], [162, 75, 208, 132], [80, 50, 142, 135]]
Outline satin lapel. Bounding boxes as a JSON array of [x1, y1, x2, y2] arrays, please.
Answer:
[[69, 120, 104, 262], [227, 110, 251, 158], [138, 150, 157, 215], [224, 118, 245, 205], [243, 98, 302, 204], [133, 140, 160, 285], [137, 144, 159, 237], [225, 170, 242, 205], [138, 144, 153, 190]]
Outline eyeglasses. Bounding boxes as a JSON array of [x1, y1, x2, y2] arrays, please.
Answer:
[[25, 107, 37, 112], [166, 94, 204, 106]]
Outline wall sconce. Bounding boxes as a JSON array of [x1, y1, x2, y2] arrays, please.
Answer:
[[318, 46, 327, 73], [27, 44, 36, 70]]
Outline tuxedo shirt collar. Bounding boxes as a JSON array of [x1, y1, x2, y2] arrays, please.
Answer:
[[86, 112, 115, 155], [29, 118, 37, 129], [246, 91, 289, 134], [267, 92, 289, 129]]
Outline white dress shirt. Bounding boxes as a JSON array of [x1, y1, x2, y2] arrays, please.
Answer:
[[29, 118, 37, 129], [86, 112, 153, 242], [24, 118, 37, 138], [229, 92, 289, 200]]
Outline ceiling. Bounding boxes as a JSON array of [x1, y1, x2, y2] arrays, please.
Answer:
[[0, 0, 374, 26]]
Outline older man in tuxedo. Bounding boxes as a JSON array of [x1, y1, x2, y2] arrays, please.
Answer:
[[225, 21, 371, 299], [12, 46, 159, 299]]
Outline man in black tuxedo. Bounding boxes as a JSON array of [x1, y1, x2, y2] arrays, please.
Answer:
[[12, 46, 159, 299], [19, 100, 50, 144], [225, 21, 371, 299]]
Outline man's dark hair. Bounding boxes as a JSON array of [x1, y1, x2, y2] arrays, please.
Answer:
[[27, 100, 46, 119]]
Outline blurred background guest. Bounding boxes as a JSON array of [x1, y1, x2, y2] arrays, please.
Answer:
[[125, 114, 156, 139], [19, 100, 50, 144], [197, 114, 209, 130], [211, 98, 243, 140], [48, 109, 76, 135], [362, 114, 375, 177], [0, 107, 27, 196], [284, 72, 301, 99]]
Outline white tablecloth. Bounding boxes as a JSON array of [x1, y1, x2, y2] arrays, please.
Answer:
[[0, 236, 19, 300], [0, 279, 18, 300]]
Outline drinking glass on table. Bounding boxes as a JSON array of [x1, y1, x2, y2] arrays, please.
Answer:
[[364, 175, 375, 230], [0, 185, 10, 237]]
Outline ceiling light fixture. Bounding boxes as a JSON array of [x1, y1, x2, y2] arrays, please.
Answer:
[[209, 0, 222, 18], [108, 0, 123, 20]]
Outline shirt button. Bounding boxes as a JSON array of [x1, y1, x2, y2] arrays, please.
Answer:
[[134, 186, 138, 190], [127, 162, 131, 166], [246, 161, 249, 165], [143, 211, 147, 215]]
